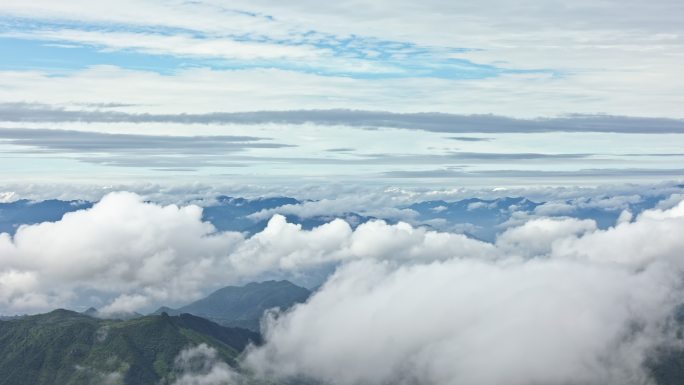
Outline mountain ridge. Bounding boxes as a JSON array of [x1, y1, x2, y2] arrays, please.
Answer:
[[152, 280, 311, 331], [0, 309, 260, 385]]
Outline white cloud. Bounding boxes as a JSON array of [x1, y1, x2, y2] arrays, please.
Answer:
[[616, 210, 633, 225], [3, 29, 327, 60], [245, 199, 684, 385], [496, 217, 597, 258], [2, 64, 683, 119], [534, 195, 644, 216], [0, 192, 243, 312], [550, 200, 684, 269], [1, 189, 682, 314], [246, 257, 676, 385], [656, 193, 684, 210], [100, 293, 150, 314], [173, 344, 240, 385], [246, 196, 419, 223], [533, 202, 579, 216], [2, 1, 684, 118], [0, 191, 496, 313]]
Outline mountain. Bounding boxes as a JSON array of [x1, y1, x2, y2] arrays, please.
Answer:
[[406, 195, 675, 241], [202, 195, 301, 233], [2, 194, 676, 241], [407, 197, 541, 241], [154, 280, 311, 331], [0, 309, 259, 385], [0, 199, 92, 235], [204, 196, 376, 233]]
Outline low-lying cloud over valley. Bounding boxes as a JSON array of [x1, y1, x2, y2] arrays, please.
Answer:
[[2, 191, 684, 384]]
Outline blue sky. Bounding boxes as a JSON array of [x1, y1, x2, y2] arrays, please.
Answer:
[[0, 0, 683, 186], [0, 17, 551, 79]]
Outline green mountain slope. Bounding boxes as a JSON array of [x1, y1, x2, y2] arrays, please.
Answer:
[[0, 309, 260, 385], [155, 280, 311, 331]]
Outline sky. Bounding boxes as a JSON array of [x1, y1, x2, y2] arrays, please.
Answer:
[[3, 4, 684, 383], [0, 0, 683, 186]]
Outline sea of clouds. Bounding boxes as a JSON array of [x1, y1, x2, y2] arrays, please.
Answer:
[[2, 190, 684, 384]]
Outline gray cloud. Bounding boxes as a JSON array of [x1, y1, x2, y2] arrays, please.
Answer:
[[2, 103, 684, 134], [382, 168, 684, 179], [0, 126, 595, 169], [231, 152, 594, 166], [325, 148, 356, 152], [77, 155, 249, 168], [0, 127, 289, 154], [0, 127, 295, 169], [448, 136, 493, 142]]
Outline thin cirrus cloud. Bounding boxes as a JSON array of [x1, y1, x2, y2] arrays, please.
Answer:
[[2, 103, 684, 134], [0, 15, 541, 79]]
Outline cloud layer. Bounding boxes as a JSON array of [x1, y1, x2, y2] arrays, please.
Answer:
[[0, 192, 495, 313], [244, 199, 684, 385], [2, 190, 684, 384], [3, 103, 684, 134]]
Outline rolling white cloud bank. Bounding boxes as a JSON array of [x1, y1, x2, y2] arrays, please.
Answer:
[[2, 192, 684, 384]]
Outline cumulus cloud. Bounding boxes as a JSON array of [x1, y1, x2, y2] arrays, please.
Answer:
[[244, 199, 684, 385], [225, 215, 496, 277], [0, 192, 244, 313], [2, 190, 683, 317], [0, 191, 495, 313], [551, 200, 684, 268], [496, 217, 597, 258]]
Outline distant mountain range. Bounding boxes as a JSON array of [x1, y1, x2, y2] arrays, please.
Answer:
[[406, 197, 540, 241], [0, 199, 92, 235], [0, 193, 674, 241], [153, 280, 311, 331], [0, 195, 370, 236], [203, 195, 375, 233], [0, 309, 259, 385]]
